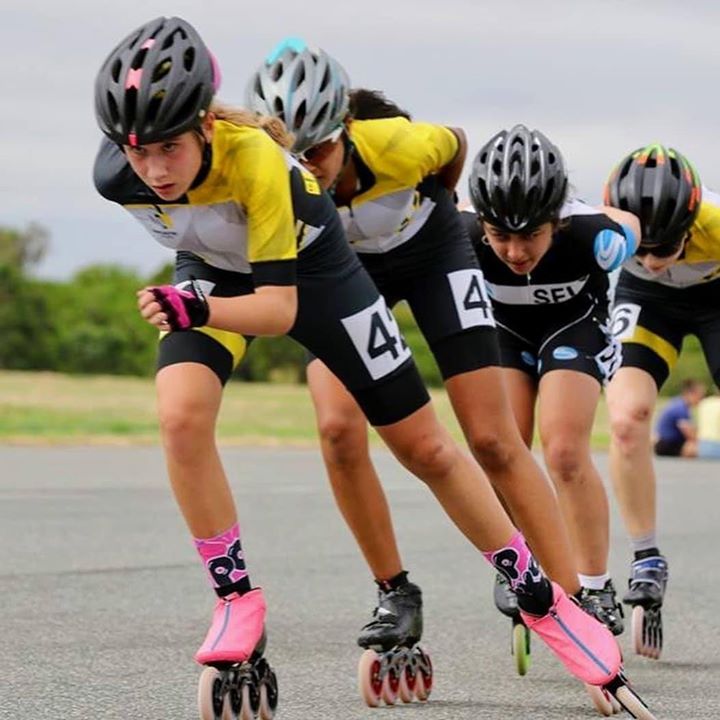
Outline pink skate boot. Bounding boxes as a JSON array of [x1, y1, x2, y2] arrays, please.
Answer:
[[521, 582, 656, 719], [195, 588, 267, 666], [196, 589, 278, 720]]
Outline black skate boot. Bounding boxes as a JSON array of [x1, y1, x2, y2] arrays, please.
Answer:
[[358, 582, 423, 651], [624, 554, 668, 659], [357, 582, 432, 706], [579, 579, 625, 636], [493, 573, 531, 676]]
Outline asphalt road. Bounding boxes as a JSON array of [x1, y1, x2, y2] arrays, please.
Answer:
[[1, 447, 718, 719]]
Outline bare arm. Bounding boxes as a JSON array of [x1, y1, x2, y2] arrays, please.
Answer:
[[596, 205, 641, 243], [677, 418, 697, 441], [138, 284, 298, 337], [437, 127, 468, 191]]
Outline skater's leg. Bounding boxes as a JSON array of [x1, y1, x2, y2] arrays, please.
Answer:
[[444, 366, 580, 594], [156, 363, 264, 664], [374, 401, 516, 553], [607, 367, 659, 542], [307, 358, 404, 582], [157, 363, 236, 538], [537, 370, 609, 578]]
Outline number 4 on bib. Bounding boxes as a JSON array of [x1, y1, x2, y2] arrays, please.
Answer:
[[341, 297, 412, 380], [448, 269, 496, 329]]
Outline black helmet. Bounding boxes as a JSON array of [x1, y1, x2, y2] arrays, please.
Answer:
[[604, 144, 702, 249], [469, 124, 568, 232], [94, 16, 220, 146]]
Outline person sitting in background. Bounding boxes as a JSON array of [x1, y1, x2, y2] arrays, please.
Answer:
[[697, 387, 720, 458], [653, 378, 705, 457]]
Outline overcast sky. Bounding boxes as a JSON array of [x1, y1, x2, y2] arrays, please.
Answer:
[[3, 0, 720, 279]]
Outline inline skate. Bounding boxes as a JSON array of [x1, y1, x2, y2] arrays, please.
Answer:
[[624, 554, 668, 659], [494, 572, 531, 676], [356, 581, 433, 706], [196, 588, 278, 720]]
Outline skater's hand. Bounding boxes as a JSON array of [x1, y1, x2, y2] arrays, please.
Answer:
[[137, 278, 210, 331]]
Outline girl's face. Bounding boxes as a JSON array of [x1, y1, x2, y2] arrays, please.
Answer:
[[482, 221, 555, 275], [636, 241, 686, 274], [299, 128, 346, 190], [124, 119, 212, 201]]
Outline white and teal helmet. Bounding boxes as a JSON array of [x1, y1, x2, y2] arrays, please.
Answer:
[[246, 37, 350, 153]]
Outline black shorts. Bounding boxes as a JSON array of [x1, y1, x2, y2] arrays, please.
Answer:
[[612, 272, 720, 389], [158, 252, 430, 426], [357, 202, 500, 380], [654, 438, 685, 457], [494, 305, 620, 385]]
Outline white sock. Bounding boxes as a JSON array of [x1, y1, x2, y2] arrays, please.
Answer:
[[579, 572, 610, 591], [630, 532, 658, 555]]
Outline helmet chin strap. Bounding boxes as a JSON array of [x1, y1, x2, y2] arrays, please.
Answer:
[[190, 129, 213, 190]]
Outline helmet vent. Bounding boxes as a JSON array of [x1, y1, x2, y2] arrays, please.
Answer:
[[319, 66, 331, 92], [272, 96, 285, 121], [146, 93, 164, 124], [110, 58, 122, 83], [123, 87, 138, 133], [162, 27, 183, 50], [106, 92, 120, 125], [183, 47, 195, 71], [169, 85, 202, 128], [271, 62, 284, 82], [530, 159, 540, 177], [253, 77, 265, 101], [152, 58, 172, 82], [131, 48, 148, 70], [291, 63, 306, 90], [293, 100, 307, 131]]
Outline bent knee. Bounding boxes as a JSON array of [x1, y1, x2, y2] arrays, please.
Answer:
[[317, 412, 368, 464], [467, 432, 514, 474], [543, 442, 585, 483], [610, 404, 654, 450], [158, 402, 214, 456], [402, 433, 458, 480]]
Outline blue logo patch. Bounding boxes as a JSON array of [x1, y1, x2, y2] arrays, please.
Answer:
[[553, 346, 579, 360], [521, 351, 536, 367]]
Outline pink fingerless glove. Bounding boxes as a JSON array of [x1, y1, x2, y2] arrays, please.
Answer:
[[149, 278, 210, 330]]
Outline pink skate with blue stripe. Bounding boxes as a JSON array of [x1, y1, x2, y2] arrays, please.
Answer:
[[521, 582, 656, 718], [196, 589, 278, 719]]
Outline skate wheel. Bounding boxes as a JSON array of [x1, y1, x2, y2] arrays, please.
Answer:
[[198, 667, 226, 720], [239, 681, 259, 720], [413, 647, 433, 702], [358, 649, 382, 708], [258, 668, 278, 720], [381, 665, 400, 705], [631, 605, 663, 659], [398, 664, 416, 703], [631, 606, 645, 656], [512, 622, 531, 677], [585, 684, 621, 716], [614, 684, 657, 720]]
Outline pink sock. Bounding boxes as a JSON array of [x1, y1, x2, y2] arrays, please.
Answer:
[[194, 523, 251, 594], [483, 530, 543, 594]]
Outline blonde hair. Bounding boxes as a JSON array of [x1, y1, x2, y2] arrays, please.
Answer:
[[210, 100, 295, 150]]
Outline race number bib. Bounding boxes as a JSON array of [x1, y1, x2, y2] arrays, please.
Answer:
[[341, 296, 412, 380], [595, 319, 623, 383], [447, 269, 496, 329], [610, 303, 641, 340]]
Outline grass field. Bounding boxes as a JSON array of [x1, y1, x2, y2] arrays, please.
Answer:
[[0, 370, 624, 448]]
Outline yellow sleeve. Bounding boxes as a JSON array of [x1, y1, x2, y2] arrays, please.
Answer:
[[234, 130, 297, 264], [351, 118, 458, 188]]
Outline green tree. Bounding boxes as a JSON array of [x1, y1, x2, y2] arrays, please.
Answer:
[[0, 265, 58, 369], [0, 223, 49, 272], [50, 265, 158, 375]]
